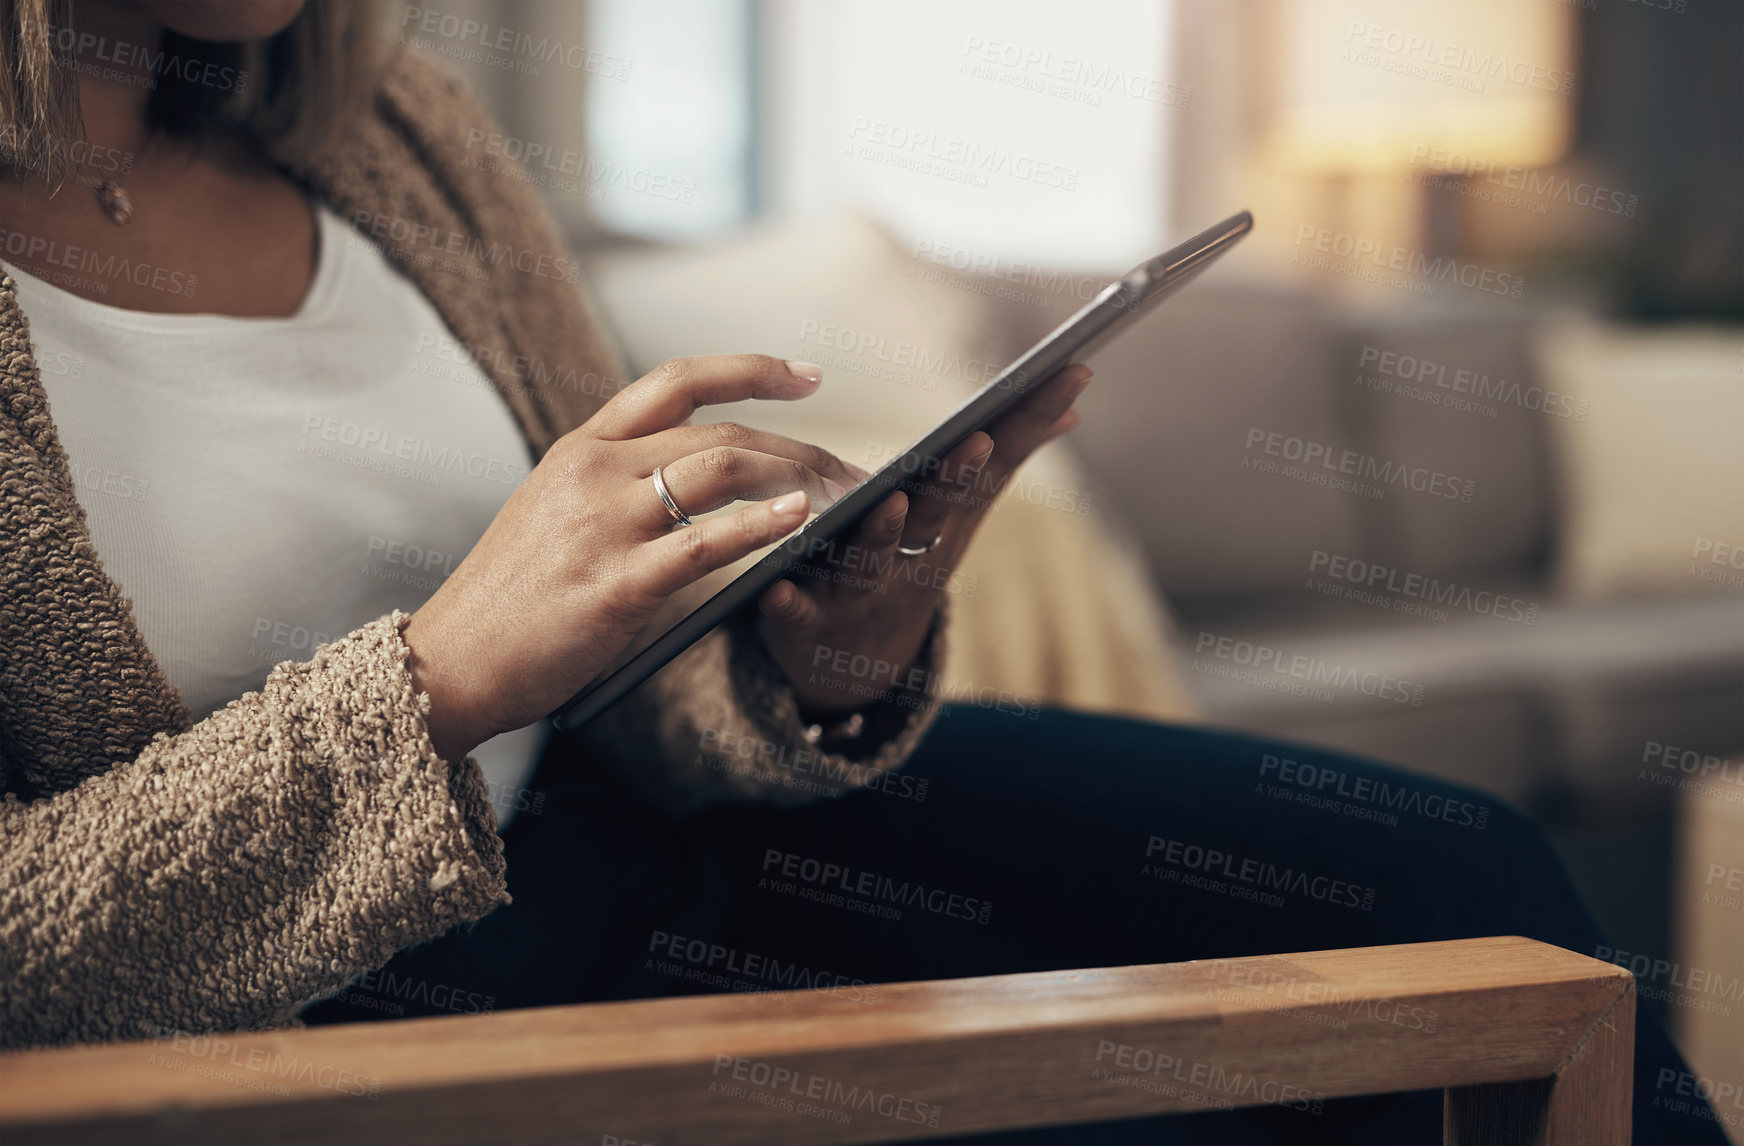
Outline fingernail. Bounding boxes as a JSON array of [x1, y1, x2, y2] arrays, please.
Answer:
[[822, 477, 846, 503], [786, 360, 823, 384], [772, 491, 808, 516]]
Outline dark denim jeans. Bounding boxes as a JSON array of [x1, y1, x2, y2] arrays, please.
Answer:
[[303, 706, 1726, 1145]]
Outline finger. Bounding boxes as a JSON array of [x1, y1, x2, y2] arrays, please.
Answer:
[[846, 488, 909, 586], [644, 447, 845, 529], [762, 488, 906, 624], [901, 432, 993, 550], [592, 355, 824, 440], [981, 363, 1092, 476], [632, 491, 810, 599], [858, 488, 910, 554], [758, 578, 826, 631], [645, 422, 870, 489]]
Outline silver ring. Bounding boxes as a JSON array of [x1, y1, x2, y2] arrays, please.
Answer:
[[897, 533, 943, 557], [652, 465, 692, 527]]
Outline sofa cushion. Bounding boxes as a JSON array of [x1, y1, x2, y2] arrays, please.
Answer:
[[1536, 321, 1744, 601], [1332, 303, 1555, 579], [1063, 277, 1375, 599]]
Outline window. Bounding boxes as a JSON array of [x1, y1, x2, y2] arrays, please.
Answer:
[[585, 0, 1179, 267], [584, 0, 756, 238]]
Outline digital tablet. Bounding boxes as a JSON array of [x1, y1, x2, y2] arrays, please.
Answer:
[[549, 209, 1254, 732]]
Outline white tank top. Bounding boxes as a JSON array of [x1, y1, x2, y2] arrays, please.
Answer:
[[6, 205, 547, 827]]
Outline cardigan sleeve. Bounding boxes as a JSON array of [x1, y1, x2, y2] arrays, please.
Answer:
[[0, 611, 508, 1050], [567, 603, 950, 817]]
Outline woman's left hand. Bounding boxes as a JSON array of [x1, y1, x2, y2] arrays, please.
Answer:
[[755, 363, 1093, 716]]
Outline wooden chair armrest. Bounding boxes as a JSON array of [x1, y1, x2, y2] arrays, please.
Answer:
[[0, 935, 1634, 1145]]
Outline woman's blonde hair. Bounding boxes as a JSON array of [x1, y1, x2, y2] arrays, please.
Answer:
[[0, 0, 386, 184]]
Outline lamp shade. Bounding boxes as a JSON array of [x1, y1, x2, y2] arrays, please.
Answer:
[[1267, 0, 1575, 173]]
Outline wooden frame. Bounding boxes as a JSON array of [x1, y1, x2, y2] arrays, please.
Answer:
[[0, 936, 1634, 1145]]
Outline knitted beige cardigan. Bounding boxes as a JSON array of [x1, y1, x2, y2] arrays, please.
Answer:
[[0, 51, 940, 1050]]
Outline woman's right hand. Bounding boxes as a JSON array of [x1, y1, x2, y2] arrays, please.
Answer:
[[400, 354, 865, 763]]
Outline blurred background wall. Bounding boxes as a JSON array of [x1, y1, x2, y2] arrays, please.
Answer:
[[398, 0, 1742, 1133]]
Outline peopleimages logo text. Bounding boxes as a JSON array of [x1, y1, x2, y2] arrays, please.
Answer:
[[1294, 225, 1524, 298], [1309, 550, 1539, 625], [711, 1055, 944, 1128], [1144, 836, 1378, 910], [0, 126, 133, 176], [1261, 753, 1489, 829], [1356, 346, 1588, 420], [846, 117, 1079, 189], [0, 225, 197, 297], [299, 415, 526, 486], [1092, 1041, 1325, 1113], [1341, 21, 1575, 94], [463, 129, 695, 204], [761, 849, 993, 923], [348, 210, 583, 285], [1194, 632, 1425, 707], [1245, 427, 1476, 501], [20, 20, 248, 92], [401, 6, 632, 77], [1408, 146, 1638, 217]]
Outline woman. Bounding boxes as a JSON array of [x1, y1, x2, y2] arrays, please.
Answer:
[[0, 2, 1722, 1142]]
